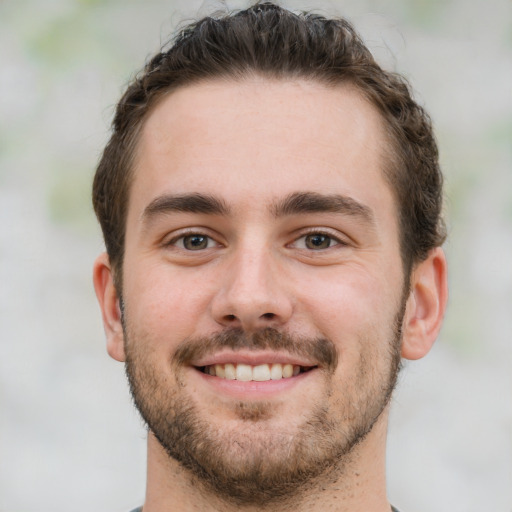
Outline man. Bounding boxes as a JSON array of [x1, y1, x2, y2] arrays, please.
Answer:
[[92, 3, 448, 511]]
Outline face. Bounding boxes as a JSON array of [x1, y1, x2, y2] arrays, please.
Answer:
[[117, 79, 407, 503]]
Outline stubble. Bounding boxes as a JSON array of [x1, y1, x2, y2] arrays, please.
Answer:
[[123, 319, 403, 506]]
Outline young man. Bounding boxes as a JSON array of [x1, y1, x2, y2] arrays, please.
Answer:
[[93, 3, 447, 511]]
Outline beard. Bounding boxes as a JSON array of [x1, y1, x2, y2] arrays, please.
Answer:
[[122, 306, 404, 506]]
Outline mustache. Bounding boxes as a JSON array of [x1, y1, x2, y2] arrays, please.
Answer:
[[173, 328, 338, 373]]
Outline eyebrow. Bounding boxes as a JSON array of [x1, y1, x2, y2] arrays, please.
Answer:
[[141, 191, 375, 228], [271, 191, 375, 225], [142, 193, 231, 224]]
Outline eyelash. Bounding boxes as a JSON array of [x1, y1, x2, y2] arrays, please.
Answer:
[[166, 231, 220, 251], [165, 229, 346, 252], [290, 230, 346, 251]]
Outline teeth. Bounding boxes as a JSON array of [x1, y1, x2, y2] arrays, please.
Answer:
[[270, 364, 283, 380], [203, 363, 308, 381], [215, 364, 225, 378], [236, 364, 253, 382], [252, 364, 271, 381], [282, 364, 293, 378], [224, 363, 236, 380]]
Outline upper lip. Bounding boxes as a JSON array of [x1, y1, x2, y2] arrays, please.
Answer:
[[191, 350, 318, 368]]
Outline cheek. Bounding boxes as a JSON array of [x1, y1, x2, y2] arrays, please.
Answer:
[[123, 263, 216, 344], [296, 266, 397, 341]]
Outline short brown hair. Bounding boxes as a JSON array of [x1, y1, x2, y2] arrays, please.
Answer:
[[93, 2, 446, 289]]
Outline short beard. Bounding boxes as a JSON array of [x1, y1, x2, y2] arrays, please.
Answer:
[[123, 315, 404, 506]]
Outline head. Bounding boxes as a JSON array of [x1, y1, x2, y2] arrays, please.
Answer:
[[93, 2, 446, 293], [92, 2, 448, 506]]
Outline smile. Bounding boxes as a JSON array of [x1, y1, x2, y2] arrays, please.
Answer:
[[199, 363, 315, 381]]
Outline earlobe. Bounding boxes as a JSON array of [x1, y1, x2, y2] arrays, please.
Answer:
[[401, 247, 448, 360], [93, 253, 126, 362]]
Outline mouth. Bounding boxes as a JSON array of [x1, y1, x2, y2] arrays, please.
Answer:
[[197, 362, 317, 382]]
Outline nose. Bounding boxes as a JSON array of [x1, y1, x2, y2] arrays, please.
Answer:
[[210, 246, 293, 331]]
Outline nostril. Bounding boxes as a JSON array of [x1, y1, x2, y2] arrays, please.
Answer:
[[225, 314, 237, 321], [262, 313, 275, 319]]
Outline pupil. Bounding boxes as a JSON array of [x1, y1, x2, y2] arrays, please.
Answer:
[[307, 234, 330, 249], [185, 235, 207, 250]]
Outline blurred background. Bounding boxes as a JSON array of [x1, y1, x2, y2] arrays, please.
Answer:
[[0, 0, 510, 511]]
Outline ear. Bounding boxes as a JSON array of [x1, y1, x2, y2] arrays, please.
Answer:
[[93, 253, 126, 362], [401, 247, 448, 360]]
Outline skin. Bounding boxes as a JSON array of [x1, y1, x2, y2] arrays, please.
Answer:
[[94, 78, 448, 512]]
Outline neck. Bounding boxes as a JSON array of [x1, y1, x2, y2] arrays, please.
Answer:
[[142, 410, 391, 512]]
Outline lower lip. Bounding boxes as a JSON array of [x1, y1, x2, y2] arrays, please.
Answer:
[[193, 367, 315, 399]]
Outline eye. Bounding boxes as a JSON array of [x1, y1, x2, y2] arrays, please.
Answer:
[[293, 233, 341, 250], [172, 234, 217, 251]]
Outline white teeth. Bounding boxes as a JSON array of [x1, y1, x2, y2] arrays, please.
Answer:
[[224, 363, 236, 380], [236, 363, 253, 382], [203, 363, 307, 381], [252, 364, 271, 381], [270, 364, 283, 380], [282, 364, 293, 378]]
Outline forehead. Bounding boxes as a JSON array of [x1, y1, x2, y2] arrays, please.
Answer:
[[130, 78, 396, 226]]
